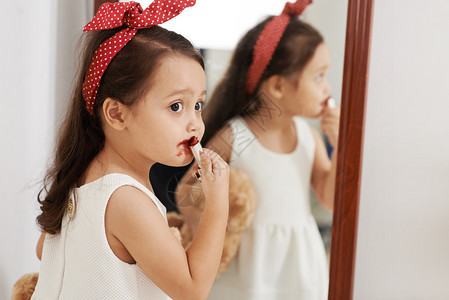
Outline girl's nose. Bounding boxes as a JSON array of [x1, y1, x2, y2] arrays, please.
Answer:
[[187, 113, 202, 133], [187, 122, 197, 132]]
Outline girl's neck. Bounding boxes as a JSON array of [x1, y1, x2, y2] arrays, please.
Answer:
[[243, 112, 297, 154], [245, 113, 293, 131], [81, 144, 155, 193]]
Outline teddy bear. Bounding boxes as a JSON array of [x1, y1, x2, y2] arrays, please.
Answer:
[[167, 168, 257, 276], [11, 272, 39, 300], [11, 168, 256, 299]]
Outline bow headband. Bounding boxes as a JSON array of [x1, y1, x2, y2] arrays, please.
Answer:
[[82, 0, 196, 115], [246, 0, 312, 95]]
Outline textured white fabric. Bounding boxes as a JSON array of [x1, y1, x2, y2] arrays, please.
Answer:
[[208, 117, 329, 300], [32, 173, 171, 300]]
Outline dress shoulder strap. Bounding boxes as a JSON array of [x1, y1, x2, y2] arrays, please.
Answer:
[[76, 173, 167, 220]]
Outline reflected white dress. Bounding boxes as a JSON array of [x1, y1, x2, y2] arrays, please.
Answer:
[[208, 117, 329, 300]]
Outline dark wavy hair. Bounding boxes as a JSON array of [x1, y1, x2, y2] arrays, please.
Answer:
[[201, 17, 323, 145], [37, 26, 204, 234]]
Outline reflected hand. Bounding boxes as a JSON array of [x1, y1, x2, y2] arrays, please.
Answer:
[[320, 106, 340, 147]]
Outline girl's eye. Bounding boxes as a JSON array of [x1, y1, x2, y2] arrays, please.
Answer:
[[170, 102, 183, 112], [195, 102, 203, 111], [317, 74, 323, 82]]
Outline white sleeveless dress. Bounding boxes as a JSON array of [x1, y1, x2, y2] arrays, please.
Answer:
[[32, 173, 171, 300], [208, 117, 329, 300]]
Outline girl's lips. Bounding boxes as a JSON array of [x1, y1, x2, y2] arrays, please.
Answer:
[[176, 137, 199, 157], [177, 136, 199, 147], [321, 96, 331, 107], [321, 96, 337, 108], [177, 139, 190, 147], [188, 136, 199, 146]]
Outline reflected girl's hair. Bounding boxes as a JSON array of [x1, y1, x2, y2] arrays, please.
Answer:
[[37, 26, 204, 234], [201, 17, 323, 145]]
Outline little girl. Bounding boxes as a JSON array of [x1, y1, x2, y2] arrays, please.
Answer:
[[32, 1, 229, 299], [176, 0, 340, 299]]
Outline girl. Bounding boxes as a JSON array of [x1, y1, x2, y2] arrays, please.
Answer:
[[175, 0, 340, 299], [32, 1, 229, 300]]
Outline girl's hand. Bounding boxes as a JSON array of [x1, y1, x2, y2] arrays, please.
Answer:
[[192, 148, 229, 206], [320, 106, 341, 147]]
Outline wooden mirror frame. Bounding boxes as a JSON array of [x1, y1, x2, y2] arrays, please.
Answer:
[[328, 0, 373, 299], [93, 1, 374, 299]]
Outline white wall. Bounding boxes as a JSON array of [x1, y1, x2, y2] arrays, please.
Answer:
[[354, 1, 449, 299], [0, 1, 56, 298], [0, 1, 90, 299]]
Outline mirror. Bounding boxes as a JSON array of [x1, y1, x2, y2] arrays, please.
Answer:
[[112, 0, 372, 298]]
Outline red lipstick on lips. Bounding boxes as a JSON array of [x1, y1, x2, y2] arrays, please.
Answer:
[[188, 136, 199, 147], [322, 96, 336, 108], [177, 136, 199, 148]]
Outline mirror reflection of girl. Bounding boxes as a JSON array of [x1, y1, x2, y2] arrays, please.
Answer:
[[176, 0, 340, 299], [32, 2, 229, 299]]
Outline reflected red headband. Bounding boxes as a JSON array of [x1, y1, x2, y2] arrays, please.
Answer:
[[245, 0, 312, 95], [82, 0, 196, 116]]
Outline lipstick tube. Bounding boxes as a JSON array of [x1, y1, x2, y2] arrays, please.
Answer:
[[327, 97, 336, 108], [189, 142, 204, 182], [190, 142, 203, 169]]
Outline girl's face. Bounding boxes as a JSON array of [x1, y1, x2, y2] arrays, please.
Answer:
[[281, 42, 332, 118], [126, 54, 206, 167]]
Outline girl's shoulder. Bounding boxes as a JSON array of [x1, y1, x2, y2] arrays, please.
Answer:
[[78, 173, 166, 217], [108, 184, 161, 215], [78, 173, 147, 193]]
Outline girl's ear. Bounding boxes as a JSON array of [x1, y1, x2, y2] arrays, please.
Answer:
[[102, 98, 127, 130], [263, 75, 285, 100]]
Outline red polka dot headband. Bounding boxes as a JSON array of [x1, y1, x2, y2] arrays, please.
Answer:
[[82, 0, 196, 116], [245, 0, 313, 95]]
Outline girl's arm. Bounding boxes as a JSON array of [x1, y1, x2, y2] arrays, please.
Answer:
[[311, 106, 340, 211], [310, 127, 337, 211], [36, 231, 46, 260], [106, 150, 229, 300], [175, 125, 233, 236]]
